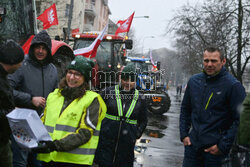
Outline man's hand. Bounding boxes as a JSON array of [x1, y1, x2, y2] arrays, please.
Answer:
[[204, 145, 222, 155], [183, 137, 191, 146], [32, 97, 46, 108]]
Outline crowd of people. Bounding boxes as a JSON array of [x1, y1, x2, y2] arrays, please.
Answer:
[[0, 31, 249, 167]]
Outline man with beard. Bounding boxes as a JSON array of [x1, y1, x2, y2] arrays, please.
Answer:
[[94, 63, 148, 167]]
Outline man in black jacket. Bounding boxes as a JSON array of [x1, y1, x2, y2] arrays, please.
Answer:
[[8, 30, 58, 167], [179, 47, 246, 167], [95, 63, 148, 167], [0, 40, 24, 167]]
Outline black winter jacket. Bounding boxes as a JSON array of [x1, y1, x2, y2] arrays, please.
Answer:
[[8, 31, 58, 115], [95, 85, 148, 167], [0, 64, 15, 147], [180, 67, 246, 155]]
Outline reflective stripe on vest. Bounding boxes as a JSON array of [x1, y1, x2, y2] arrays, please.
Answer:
[[105, 85, 138, 124], [45, 125, 100, 136], [105, 113, 137, 124], [37, 89, 107, 165]]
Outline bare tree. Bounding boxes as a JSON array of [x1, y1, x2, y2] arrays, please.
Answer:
[[166, 0, 250, 83], [127, 27, 141, 55]]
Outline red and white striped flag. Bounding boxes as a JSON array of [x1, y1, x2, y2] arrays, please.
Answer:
[[73, 24, 108, 58], [149, 50, 157, 70]]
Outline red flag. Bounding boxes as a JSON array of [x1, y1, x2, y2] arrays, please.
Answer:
[[115, 12, 135, 35], [22, 35, 34, 55], [37, 3, 58, 30], [71, 28, 80, 34], [73, 24, 108, 58]]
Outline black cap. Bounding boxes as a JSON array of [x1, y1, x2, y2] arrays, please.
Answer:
[[0, 39, 24, 65]]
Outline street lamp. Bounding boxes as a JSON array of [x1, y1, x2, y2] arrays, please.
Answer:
[[142, 36, 155, 55]]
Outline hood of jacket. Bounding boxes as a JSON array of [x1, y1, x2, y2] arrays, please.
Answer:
[[28, 30, 52, 65]]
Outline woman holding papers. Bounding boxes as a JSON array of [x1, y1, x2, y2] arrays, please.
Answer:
[[32, 56, 107, 167]]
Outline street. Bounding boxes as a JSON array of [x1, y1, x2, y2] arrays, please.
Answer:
[[134, 88, 184, 167]]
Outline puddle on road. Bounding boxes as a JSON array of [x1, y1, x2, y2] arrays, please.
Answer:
[[134, 91, 183, 166], [134, 114, 168, 166], [144, 113, 168, 138], [134, 138, 151, 166]]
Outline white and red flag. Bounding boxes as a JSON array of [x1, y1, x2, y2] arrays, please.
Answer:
[[37, 3, 58, 30], [115, 12, 135, 35], [73, 24, 108, 58], [149, 50, 157, 70]]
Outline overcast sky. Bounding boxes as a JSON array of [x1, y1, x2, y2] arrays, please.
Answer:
[[108, 0, 202, 52]]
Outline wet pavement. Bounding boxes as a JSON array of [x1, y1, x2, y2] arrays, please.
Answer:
[[134, 89, 184, 167]]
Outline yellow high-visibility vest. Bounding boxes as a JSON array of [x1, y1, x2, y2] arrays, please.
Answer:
[[37, 89, 107, 165]]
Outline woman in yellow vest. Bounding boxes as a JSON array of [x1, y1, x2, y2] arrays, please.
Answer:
[[32, 56, 107, 167]]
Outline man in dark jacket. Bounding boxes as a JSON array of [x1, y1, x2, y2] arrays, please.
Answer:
[[0, 40, 24, 167], [95, 63, 148, 167], [179, 47, 246, 167], [8, 30, 58, 167]]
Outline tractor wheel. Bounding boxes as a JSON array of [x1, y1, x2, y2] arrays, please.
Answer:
[[149, 92, 171, 115]]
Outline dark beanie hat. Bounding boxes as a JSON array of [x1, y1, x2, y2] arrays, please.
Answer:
[[0, 39, 24, 65], [67, 56, 95, 82], [121, 63, 137, 81]]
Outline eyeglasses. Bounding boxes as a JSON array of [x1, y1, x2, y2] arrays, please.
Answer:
[[67, 70, 82, 79]]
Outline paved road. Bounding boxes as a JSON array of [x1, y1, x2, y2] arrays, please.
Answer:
[[134, 89, 184, 167]]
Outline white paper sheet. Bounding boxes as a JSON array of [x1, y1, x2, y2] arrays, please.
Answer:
[[7, 108, 52, 149]]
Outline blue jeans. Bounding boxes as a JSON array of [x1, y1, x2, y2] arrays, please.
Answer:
[[183, 145, 226, 167], [11, 135, 42, 167], [11, 135, 29, 167]]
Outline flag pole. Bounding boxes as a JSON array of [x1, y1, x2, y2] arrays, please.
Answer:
[[32, 0, 38, 34]]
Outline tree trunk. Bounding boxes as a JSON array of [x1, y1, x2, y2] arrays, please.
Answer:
[[237, 0, 243, 83]]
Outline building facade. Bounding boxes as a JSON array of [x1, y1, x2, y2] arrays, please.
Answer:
[[36, 0, 110, 40]]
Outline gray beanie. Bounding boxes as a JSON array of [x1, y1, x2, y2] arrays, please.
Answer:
[[0, 39, 24, 65]]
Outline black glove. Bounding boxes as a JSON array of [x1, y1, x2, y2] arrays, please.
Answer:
[[31, 140, 57, 153]]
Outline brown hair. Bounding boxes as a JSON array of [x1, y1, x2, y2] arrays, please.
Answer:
[[204, 47, 224, 60]]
